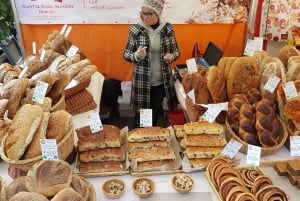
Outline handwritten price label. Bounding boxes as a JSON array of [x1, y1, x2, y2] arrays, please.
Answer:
[[88, 112, 103, 133], [264, 75, 280, 93], [246, 144, 261, 167], [222, 139, 242, 159], [140, 109, 152, 127], [32, 81, 48, 104], [186, 58, 197, 73], [290, 136, 300, 157], [283, 81, 298, 100], [40, 139, 58, 161]]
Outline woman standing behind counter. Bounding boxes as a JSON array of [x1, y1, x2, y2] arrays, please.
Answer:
[[123, 0, 180, 128]]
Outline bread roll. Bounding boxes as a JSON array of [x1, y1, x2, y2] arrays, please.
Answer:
[[46, 110, 73, 142], [70, 175, 93, 201], [78, 161, 123, 173], [278, 45, 300, 67], [184, 121, 224, 134], [127, 127, 170, 142], [27, 160, 73, 197], [8, 191, 49, 201], [7, 78, 29, 119], [51, 187, 84, 201], [3, 176, 36, 201], [206, 66, 227, 103], [4, 104, 43, 160], [79, 147, 126, 162]]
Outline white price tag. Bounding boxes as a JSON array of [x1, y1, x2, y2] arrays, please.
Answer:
[[40, 49, 46, 62], [32, 41, 36, 55], [32, 81, 48, 104], [60, 24, 68, 35], [187, 89, 195, 104], [40, 139, 58, 161], [88, 112, 103, 133], [64, 25, 72, 38], [264, 75, 281, 93], [290, 136, 300, 157], [202, 107, 221, 123], [66, 45, 79, 59], [186, 58, 197, 73], [283, 81, 298, 100], [222, 139, 242, 159], [140, 109, 152, 127], [246, 144, 261, 167]]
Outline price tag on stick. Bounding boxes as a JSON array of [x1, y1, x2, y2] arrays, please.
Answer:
[[246, 144, 261, 167], [222, 139, 242, 159]]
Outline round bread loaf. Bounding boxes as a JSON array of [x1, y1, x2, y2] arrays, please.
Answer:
[[3, 176, 36, 200], [27, 160, 73, 197], [51, 187, 84, 201], [226, 56, 259, 100], [278, 45, 300, 67], [4, 104, 43, 160], [8, 191, 48, 201]]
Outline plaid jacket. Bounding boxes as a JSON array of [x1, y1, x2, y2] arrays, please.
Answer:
[[123, 22, 180, 112]]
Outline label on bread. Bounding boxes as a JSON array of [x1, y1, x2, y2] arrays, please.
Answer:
[[40, 139, 58, 161], [186, 58, 197, 73], [140, 109, 152, 127], [66, 45, 79, 59], [246, 144, 261, 167], [222, 139, 242, 159], [32, 81, 48, 104], [283, 81, 298, 100], [290, 136, 300, 157], [88, 112, 103, 133], [264, 75, 280, 93]]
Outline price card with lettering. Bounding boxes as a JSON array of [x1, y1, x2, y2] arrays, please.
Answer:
[[40, 139, 58, 161], [290, 136, 300, 157], [140, 109, 152, 127], [88, 112, 103, 133], [264, 75, 281, 93], [246, 144, 261, 167], [202, 104, 223, 123], [222, 139, 243, 159], [186, 58, 197, 73], [66, 45, 79, 59], [283, 81, 298, 100], [32, 81, 48, 104]]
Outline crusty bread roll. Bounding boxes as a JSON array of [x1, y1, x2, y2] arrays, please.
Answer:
[[8, 191, 49, 201], [70, 175, 93, 201], [206, 65, 227, 103], [127, 127, 170, 142], [183, 121, 224, 135], [77, 133, 121, 152], [27, 160, 73, 197], [278, 45, 300, 67], [4, 104, 43, 160], [51, 187, 84, 201], [129, 147, 175, 162], [79, 147, 126, 162], [79, 161, 123, 173], [2, 176, 36, 201], [22, 111, 51, 159], [226, 56, 259, 100], [46, 110, 73, 142], [7, 78, 29, 119]]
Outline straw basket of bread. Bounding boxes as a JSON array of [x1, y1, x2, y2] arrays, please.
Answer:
[[0, 104, 75, 172], [225, 117, 288, 156]]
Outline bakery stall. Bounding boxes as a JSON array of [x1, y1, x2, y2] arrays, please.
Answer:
[[0, 0, 300, 200]]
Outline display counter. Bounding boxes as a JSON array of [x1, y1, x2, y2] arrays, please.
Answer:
[[0, 75, 298, 201]]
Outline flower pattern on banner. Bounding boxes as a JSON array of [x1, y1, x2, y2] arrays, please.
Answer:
[[260, 0, 300, 41]]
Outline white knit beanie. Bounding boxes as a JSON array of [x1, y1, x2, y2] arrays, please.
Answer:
[[142, 0, 165, 17]]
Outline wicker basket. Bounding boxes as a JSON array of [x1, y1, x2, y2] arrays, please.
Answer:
[[64, 76, 91, 98], [224, 116, 288, 156], [0, 124, 75, 172]]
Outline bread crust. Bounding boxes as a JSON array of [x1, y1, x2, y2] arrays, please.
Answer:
[[79, 147, 126, 162], [4, 104, 43, 160], [184, 121, 224, 134], [129, 147, 175, 162], [79, 161, 123, 172], [127, 127, 170, 142], [206, 66, 227, 103]]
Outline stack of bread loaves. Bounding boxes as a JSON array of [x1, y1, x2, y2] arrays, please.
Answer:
[[127, 127, 178, 172], [175, 121, 226, 168], [76, 124, 126, 173]]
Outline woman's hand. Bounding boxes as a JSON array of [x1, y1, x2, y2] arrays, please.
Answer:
[[163, 53, 174, 63], [136, 46, 147, 60]]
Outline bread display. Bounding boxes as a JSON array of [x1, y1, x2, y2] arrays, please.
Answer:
[[127, 126, 179, 172], [76, 124, 126, 173]]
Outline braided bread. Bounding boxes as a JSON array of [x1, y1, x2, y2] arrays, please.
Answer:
[[255, 99, 282, 147], [238, 103, 261, 146]]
